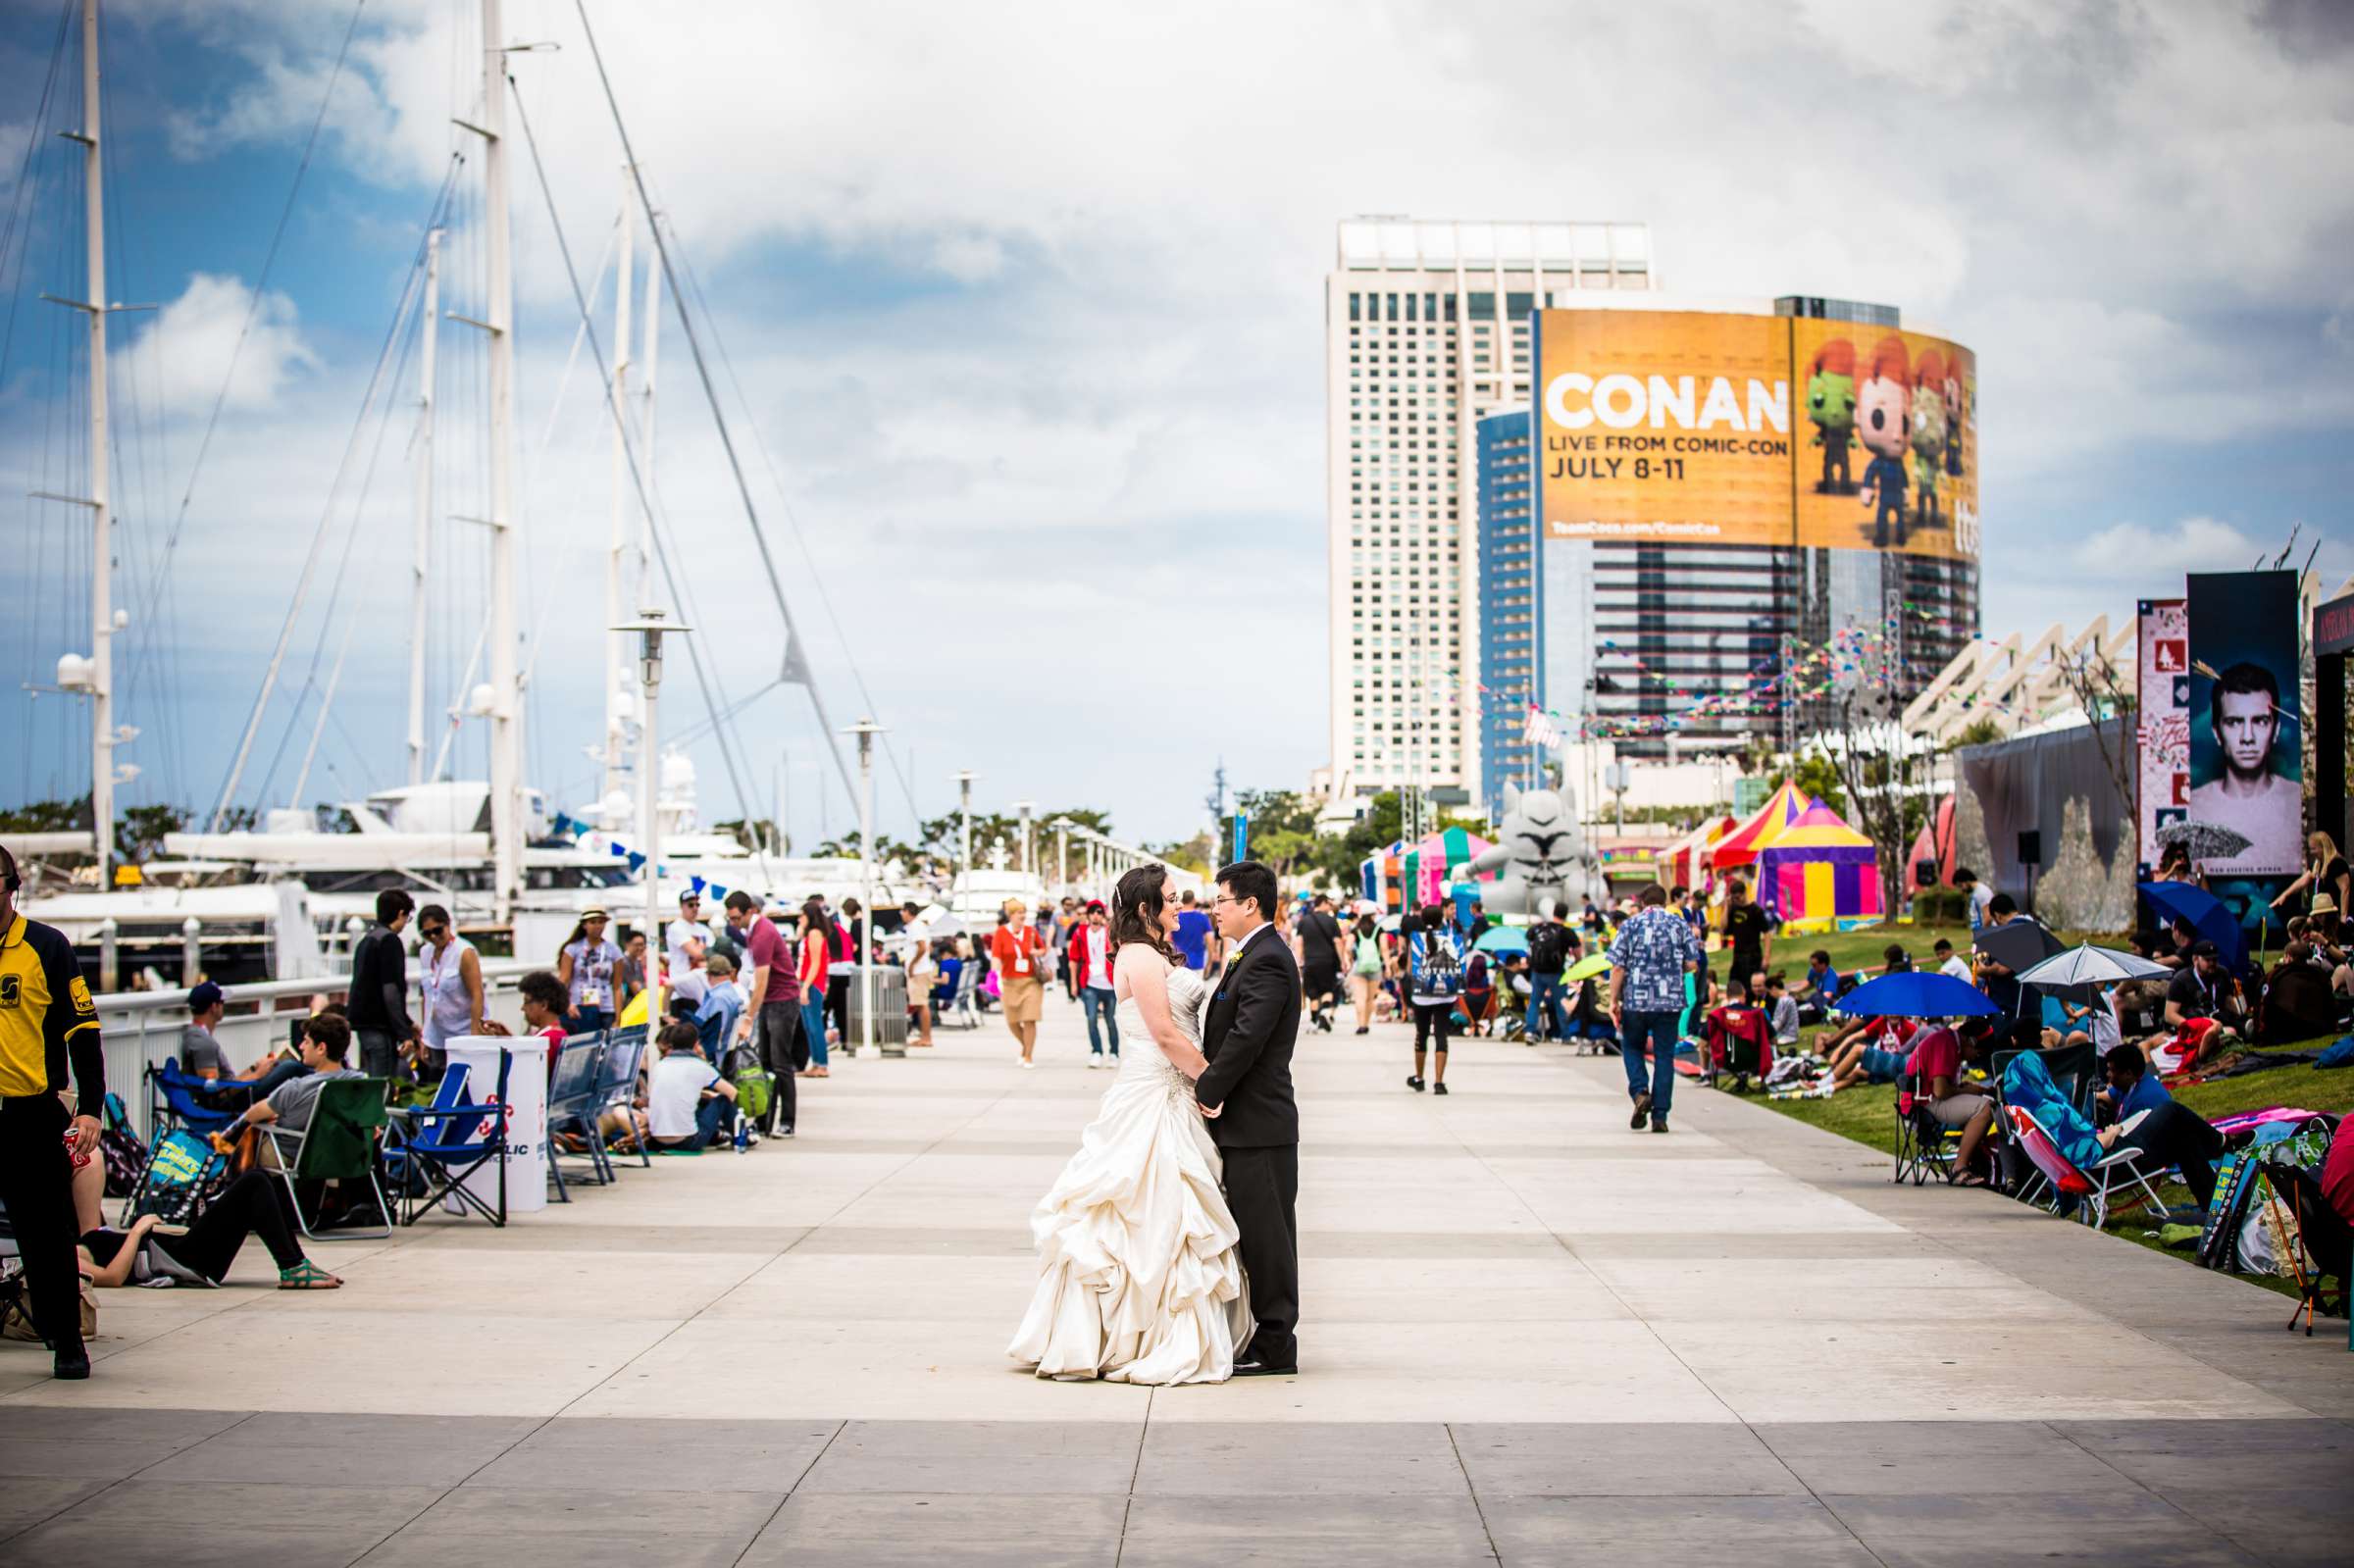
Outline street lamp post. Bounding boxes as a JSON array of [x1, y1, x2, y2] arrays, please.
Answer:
[[952, 769, 976, 904], [1011, 800, 1036, 883], [614, 609, 689, 1017], [1048, 816, 1074, 899], [847, 718, 892, 1057]]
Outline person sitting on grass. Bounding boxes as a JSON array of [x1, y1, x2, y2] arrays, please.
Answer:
[[77, 1169, 341, 1291], [1826, 1015, 1919, 1090], [1764, 974, 1800, 1051], [2156, 941, 2246, 1069], [2256, 941, 2338, 1043], [1910, 1017, 2000, 1186], [641, 1021, 739, 1152], [1793, 950, 1842, 1024]]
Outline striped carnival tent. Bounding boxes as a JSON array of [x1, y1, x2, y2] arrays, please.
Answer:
[[1755, 799, 1882, 933], [1659, 816, 1736, 889], [1359, 839, 1407, 913], [1400, 827, 1494, 907], [1706, 781, 1812, 874]]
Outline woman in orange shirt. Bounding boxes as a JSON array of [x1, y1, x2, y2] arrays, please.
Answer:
[[993, 897, 1048, 1068]]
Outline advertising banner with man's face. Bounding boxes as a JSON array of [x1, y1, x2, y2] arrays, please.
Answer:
[[1788, 320, 1978, 562], [2186, 571, 2303, 886], [1534, 308, 1978, 562], [2137, 598, 2189, 869], [1534, 311, 1797, 545]]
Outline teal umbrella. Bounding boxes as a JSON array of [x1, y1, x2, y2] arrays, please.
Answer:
[[1475, 926, 1528, 955]]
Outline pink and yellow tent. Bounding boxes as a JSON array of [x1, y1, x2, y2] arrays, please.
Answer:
[[1755, 799, 1882, 933], [1706, 782, 1812, 874]]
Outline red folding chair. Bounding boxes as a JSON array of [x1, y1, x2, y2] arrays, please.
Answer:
[[2006, 1104, 2167, 1229]]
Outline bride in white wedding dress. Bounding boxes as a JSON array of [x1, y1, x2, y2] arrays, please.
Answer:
[[1007, 865, 1254, 1384]]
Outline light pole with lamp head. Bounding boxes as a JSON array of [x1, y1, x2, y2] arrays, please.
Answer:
[[847, 719, 891, 1057], [1011, 800, 1036, 883], [1049, 816, 1074, 899], [952, 769, 976, 906], [614, 609, 688, 1018]]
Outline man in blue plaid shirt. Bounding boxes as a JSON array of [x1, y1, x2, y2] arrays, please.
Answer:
[[1607, 884, 1701, 1134]]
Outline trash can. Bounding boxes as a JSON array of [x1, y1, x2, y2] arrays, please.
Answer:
[[844, 964, 909, 1054]]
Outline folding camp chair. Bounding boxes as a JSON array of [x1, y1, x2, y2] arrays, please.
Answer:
[[1893, 1072, 1964, 1187], [255, 1077, 393, 1240], [144, 1058, 242, 1143], [2268, 1164, 2351, 1336], [592, 1027, 649, 1172], [2006, 1104, 2168, 1228], [392, 1054, 514, 1228], [944, 959, 984, 1029], [545, 1034, 609, 1201]]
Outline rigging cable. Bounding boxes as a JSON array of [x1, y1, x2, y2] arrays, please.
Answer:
[[570, 0, 859, 807], [507, 69, 762, 833], [207, 158, 462, 827]]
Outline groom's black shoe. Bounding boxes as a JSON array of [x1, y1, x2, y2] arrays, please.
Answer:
[[1233, 1341, 1299, 1377]]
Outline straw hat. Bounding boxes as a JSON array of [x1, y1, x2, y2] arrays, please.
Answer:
[[2311, 893, 2338, 916]]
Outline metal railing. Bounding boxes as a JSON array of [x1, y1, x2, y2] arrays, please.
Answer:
[[92, 959, 540, 1140]]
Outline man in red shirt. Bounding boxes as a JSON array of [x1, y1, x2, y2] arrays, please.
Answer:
[[724, 891, 800, 1138]]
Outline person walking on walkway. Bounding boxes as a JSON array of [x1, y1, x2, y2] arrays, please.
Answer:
[[1072, 899, 1121, 1065], [1609, 883, 1701, 1134], [1406, 903, 1465, 1094], [993, 897, 1049, 1067], [795, 898, 833, 1077], [1525, 906, 1572, 1043], [1297, 892, 1347, 1035], [1348, 913, 1383, 1036], [0, 841, 104, 1379], [724, 891, 800, 1138], [349, 889, 420, 1080]]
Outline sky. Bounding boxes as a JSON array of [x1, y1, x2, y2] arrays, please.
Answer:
[[2, 0, 2351, 849]]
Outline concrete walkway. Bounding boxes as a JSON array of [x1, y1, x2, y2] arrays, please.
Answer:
[[3, 995, 2349, 1565]]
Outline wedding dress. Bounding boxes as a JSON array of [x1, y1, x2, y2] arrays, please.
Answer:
[[1008, 946, 1254, 1384]]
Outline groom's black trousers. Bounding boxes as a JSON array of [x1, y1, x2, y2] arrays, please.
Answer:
[[1221, 1142, 1299, 1361]]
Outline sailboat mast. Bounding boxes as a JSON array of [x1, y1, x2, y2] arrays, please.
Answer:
[[407, 228, 439, 786], [601, 176, 633, 806], [638, 204, 658, 618], [81, 0, 115, 887], [482, 0, 523, 921]]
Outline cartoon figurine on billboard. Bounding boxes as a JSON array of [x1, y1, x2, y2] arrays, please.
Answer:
[[1909, 347, 1947, 535], [1855, 334, 1910, 547], [1942, 357, 1966, 479], [1804, 337, 1858, 494]]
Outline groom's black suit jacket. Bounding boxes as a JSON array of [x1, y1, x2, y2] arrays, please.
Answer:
[[1195, 924, 1301, 1147]]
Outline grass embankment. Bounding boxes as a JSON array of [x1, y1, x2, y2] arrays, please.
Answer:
[[1740, 923, 2352, 1298]]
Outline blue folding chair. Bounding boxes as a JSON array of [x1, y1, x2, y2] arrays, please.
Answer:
[[392, 1054, 514, 1228], [591, 1027, 650, 1173], [545, 1033, 609, 1200]]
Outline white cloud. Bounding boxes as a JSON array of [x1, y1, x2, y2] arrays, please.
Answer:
[[2071, 517, 2262, 576], [116, 273, 319, 415]]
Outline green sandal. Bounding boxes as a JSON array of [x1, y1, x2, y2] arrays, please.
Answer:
[[278, 1260, 342, 1290]]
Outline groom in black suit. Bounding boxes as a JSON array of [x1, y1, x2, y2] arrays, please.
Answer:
[[1196, 859, 1303, 1376]]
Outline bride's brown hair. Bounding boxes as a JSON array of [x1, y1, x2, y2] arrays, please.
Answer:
[[1111, 864, 1182, 966]]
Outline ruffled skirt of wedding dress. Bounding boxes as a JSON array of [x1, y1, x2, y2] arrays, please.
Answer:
[[1008, 1069, 1254, 1385]]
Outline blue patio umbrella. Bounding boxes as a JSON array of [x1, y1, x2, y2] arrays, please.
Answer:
[[1835, 971, 2003, 1019], [1474, 926, 1529, 955], [2137, 881, 2247, 974]]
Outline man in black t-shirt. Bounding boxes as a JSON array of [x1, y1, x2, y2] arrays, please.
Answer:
[[1297, 894, 1347, 1034], [2165, 943, 2244, 1032], [1720, 877, 1772, 995]]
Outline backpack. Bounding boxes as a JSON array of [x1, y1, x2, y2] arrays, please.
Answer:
[[733, 1068, 775, 1123], [132, 1130, 226, 1225], [98, 1091, 148, 1199], [1413, 933, 1462, 999], [1527, 923, 1569, 974]]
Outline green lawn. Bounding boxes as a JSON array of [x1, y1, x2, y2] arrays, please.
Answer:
[[1750, 996, 2352, 1298]]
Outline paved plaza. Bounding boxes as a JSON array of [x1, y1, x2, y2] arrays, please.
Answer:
[[3, 1001, 2349, 1565]]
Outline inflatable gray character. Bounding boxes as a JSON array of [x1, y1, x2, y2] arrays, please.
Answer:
[[1465, 784, 1598, 918]]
